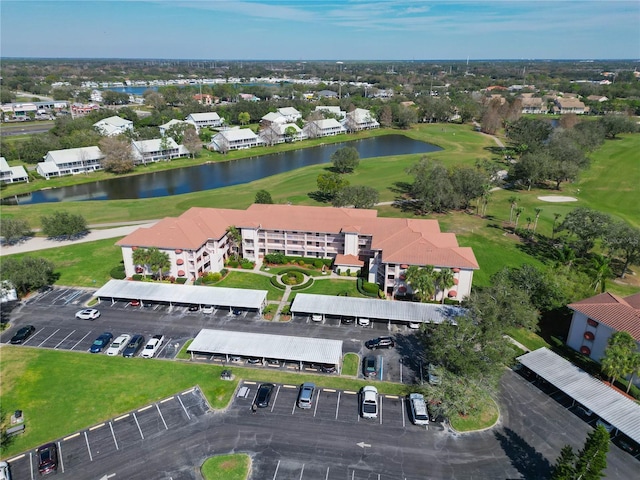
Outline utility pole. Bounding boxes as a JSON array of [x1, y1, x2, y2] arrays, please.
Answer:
[[336, 61, 344, 100]]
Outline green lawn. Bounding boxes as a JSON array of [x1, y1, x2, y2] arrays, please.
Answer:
[[288, 278, 364, 300], [201, 454, 251, 480], [342, 353, 359, 376], [214, 271, 283, 301]]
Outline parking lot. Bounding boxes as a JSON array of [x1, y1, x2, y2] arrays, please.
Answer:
[[3, 387, 210, 478], [255, 459, 427, 480]]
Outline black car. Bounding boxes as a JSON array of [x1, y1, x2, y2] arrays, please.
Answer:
[[363, 356, 378, 378], [10, 325, 35, 344], [341, 316, 355, 325], [319, 364, 337, 374], [122, 334, 145, 357], [90, 332, 113, 353], [36, 442, 58, 475], [188, 305, 199, 312], [365, 336, 395, 349], [255, 383, 275, 408]]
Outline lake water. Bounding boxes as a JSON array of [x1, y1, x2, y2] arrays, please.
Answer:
[[3, 135, 440, 205]]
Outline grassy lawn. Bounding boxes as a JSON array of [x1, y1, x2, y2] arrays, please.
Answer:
[[201, 454, 251, 480], [214, 271, 283, 301], [288, 278, 363, 300], [449, 396, 500, 432], [342, 353, 359, 376], [505, 328, 551, 352], [262, 265, 327, 277]]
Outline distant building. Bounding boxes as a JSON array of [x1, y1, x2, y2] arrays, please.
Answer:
[[193, 94, 215, 105], [37, 146, 104, 179], [0, 157, 29, 184], [554, 97, 587, 114], [519, 96, 547, 114], [303, 118, 346, 139], [314, 105, 345, 119], [260, 107, 302, 128], [131, 138, 190, 164], [343, 108, 379, 132], [184, 112, 224, 131], [93, 116, 134, 136], [208, 128, 265, 152], [159, 119, 192, 137], [71, 103, 100, 117]]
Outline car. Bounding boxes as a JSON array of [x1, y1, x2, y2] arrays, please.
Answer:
[[0, 461, 11, 480], [576, 404, 593, 417], [129, 300, 141, 307], [247, 357, 261, 364], [75, 308, 100, 320], [38, 285, 53, 294], [428, 363, 442, 385], [361, 386, 379, 419], [597, 418, 615, 433], [188, 305, 199, 312], [408, 393, 429, 425], [311, 314, 323, 322], [319, 364, 337, 374], [36, 443, 58, 475], [89, 332, 113, 353], [615, 436, 639, 455], [220, 369, 233, 380], [297, 382, 315, 409], [357, 317, 371, 327], [9, 325, 35, 344], [122, 334, 145, 357], [201, 305, 214, 314], [141, 335, 165, 358], [266, 359, 280, 367], [365, 336, 395, 349], [106, 334, 131, 356], [363, 356, 378, 378], [341, 316, 355, 325], [232, 308, 242, 316], [408, 322, 421, 329], [255, 383, 275, 408]]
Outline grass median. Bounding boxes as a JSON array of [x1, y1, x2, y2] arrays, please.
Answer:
[[201, 454, 251, 480]]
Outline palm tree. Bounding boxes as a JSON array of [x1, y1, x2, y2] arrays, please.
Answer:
[[405, 265, 436, 302], [514, 207, 524, 230], [436, 268, 455, 304], [148, 247, 171, 280], [225, 226, 242, 261], [625, 352, 640, 393], [589, 254, 612, 293], [552, 213, 561, 239], [132, 247, 152, 279], [508, 196, 518, 223], [533, 208, 542, 234], [525, 216, 532, 231]]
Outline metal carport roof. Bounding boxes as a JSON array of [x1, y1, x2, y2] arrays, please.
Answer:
[[187, 329, 343, 365], [517, 348, 640, 444], [95, 279, 267, 310], [291, 293, 465, 324]]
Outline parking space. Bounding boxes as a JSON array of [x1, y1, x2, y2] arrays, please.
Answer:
[[258, 459, 423, 480], [3, 387, 209, 478], [27, 287, 95, 307]]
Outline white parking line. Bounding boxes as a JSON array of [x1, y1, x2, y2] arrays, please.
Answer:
[[6, 453, 25, 462], [63, 432, 80, 441], [132, 412, 144, 439], [182, 387, 195, 394], [272, 460, 281, 480], [271, 385, 281, 413], [156, 403, 169, 430], [335, 391, 341, 420], [298, 464, 305, 479], [177, 393, 191, 419], [325, 467, 330, 480], [89, 423, 105, 431], [54, 330, 76, 349], [401, 397, 405, 428], [138, 405, 152, 412], [156, 338, 171, 357], [37, 328, 60, 347], [70, 331, 93, 350], [160, 396, 174, 404], [84, 431, 93, 461], [313, 392, 320, 417], [244, 381, 257, 385], [57, 441, 65, 473], [282, 384, 297, 389], [379, 396, 383, 425], [29, 452, 34, 480], [109, 421, 119, 450], [323, 388, 336, 393], [291, 399, 296, 415]]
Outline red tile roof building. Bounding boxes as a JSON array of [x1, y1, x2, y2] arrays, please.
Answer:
[[117, 205, 479, 300], [567, 292, 640, 387]]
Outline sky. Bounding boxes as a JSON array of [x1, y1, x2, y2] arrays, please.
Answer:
[[1, 0, 639, 60]]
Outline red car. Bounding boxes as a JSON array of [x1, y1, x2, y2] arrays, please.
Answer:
[[37, 443, 58, 475]]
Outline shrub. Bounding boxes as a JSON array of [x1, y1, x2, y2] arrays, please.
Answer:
[[291, 278, 314, 290], [132, 274, 143, 281], [176, 277, 187, 284], [264, 253, 287, 264], [270, 275, 286, 290], [241, 261, 255, 269], [357, 277, 380, 298], [313, 260, 323, 269], [203, 272, 222, 283], [110, 265, 126, 280], [220, 269, 228, 277], [227, 260, 239, 268]]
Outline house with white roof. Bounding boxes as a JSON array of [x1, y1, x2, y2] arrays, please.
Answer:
[[259, 123, 306, 145], [208, 128, 265, 152], [116, 204, 479, 300], [260, 107, 302, 128], [303, 118, 347, 139], [343, 108, 379, 132], [93, 116, 134, 136], [185, 112, 224, 131], [554, 97, 587, 114], [37, 146, 104, 179], [315, 105, 346, 119], [131, 138, 190, 164], [0, 157, 29, 184], [159, 119, 193, 137]]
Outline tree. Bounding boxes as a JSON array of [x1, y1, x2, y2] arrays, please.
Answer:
[[225, 226, 242, 261], [589, 254, 612, 293], [132, 247, 152, 279], [533, 208, 542, 234], [238, 111, 250, 125], [316, 172, 349, 200], [143, 90, 166, 110], [284, 125, 298, 142], [181, 126, 202, 157], [505, 117, 553, 153], [407, 158, 455, 214], [559, 208, 612, 257], [41, 211, 88, 239], [330, 146, 360, 173], [332, 185, 379, 209], [508, 196, 519, 224], [379, 105, 393, 127], [0, 256, 55, 295], [1, 406, 14, 454], [600, 331, 637, 385], [574, 425, 609, 480], [449, 166, 488, 210], [551, 445, 577, 480], [509, 152, 550, 190], [598, 114, 637, 139], [404, 265, 435, 302], [514, 207, 524, 230], [552, 213, 562, 239], [148, 247, 171, 279], [0, 218, 32, 245], [165, 122, 189, 144], [99, 136, 135, 173], [435, 268, 455, 303], [625, 352, 640, 393], [604, 221, 640, 278], [102, 90, 129, 105], [254, 189, 273, 204]]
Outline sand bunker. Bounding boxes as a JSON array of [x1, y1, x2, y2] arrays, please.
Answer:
[[537, 196, 578, 203]]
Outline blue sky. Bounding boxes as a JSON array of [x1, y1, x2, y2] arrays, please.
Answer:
[[1, 1, 639, 60]]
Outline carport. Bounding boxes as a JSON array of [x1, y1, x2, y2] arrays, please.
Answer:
[[187, 328, 343, 371], [517, 348, 640, 445], [290, 293, 465, 327], [94, 279, 268, 313]]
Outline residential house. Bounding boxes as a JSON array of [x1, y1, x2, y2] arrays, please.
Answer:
[[314, 105, 346, 119], [0, 157, 29, 184], [193, 94, 215, 105], [303, 118, 346, 139], [37, 146, 104, 179], [70, 103, 100, 117], [343, 108, 380, 132], [259, 122, 306, 145], [93, 116, 134, 136], [159, 119, 192, 137], [238, 93, 260, 102], [567, 292, 640, 387], [554, 97, 587, 114], [131, 138, 190, 164], [587, 95, 609, 103], [117, 204, 479, 301], [208, 128, 265, 152], [519, 96, 547, 114], [260, 107, 302, 128], [184, 112, 224, 131], [316, 90, 338, 99]]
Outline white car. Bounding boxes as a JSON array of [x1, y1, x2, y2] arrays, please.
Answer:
[[75, 308, 101, 320], [408, 322, 421, 329], [361, 385, 379, 419], [597, 418, 614, 433], [0, 461, 11, 480], [141, 335, 165, 358], [201, 305, 214, 314], [357, 318, 370, 327], [106, 334, 131, 356]]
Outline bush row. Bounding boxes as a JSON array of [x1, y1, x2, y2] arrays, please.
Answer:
[[269, 275, 286, 290], [357, 277, 382, 298], [264, 253, 332, 268], [291, 277, 314, 290]]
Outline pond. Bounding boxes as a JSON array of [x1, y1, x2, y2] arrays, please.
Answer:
[[3, 135, 441, 205]]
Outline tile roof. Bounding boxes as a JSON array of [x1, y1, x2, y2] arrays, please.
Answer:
[[117, 205, 479, 269], [569, 292, 640, 341]]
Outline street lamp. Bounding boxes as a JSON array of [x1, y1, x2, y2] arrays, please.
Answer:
[[336, 61, 344, 100]]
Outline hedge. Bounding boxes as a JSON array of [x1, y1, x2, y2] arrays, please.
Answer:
[[291, 278, 314, 290], [357, 277, 380, 298], [176, 277, 187, 284], [110, 265, 126, 280], [269, 275, 286, 290]]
